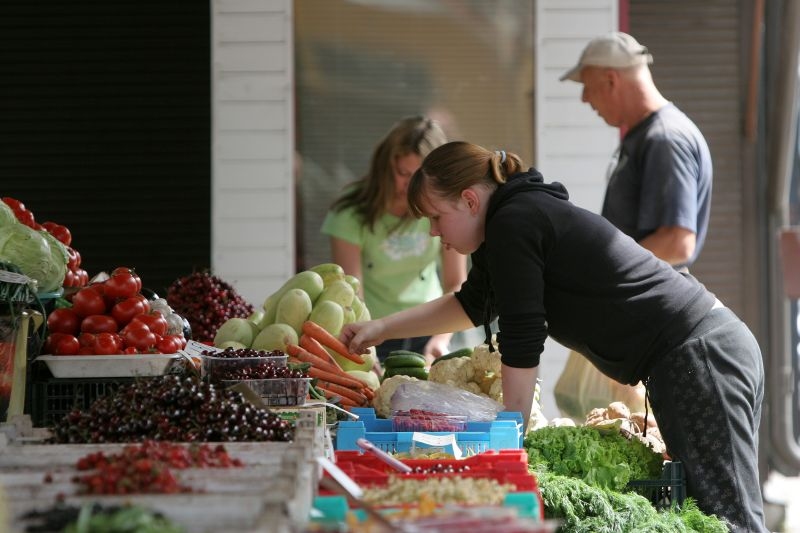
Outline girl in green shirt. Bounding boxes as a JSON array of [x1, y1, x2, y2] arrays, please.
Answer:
[[322, 116, 467, 363]]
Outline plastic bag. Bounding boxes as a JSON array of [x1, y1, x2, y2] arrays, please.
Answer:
[[390, 380, 504, 422], [553, 350, 646, 423]]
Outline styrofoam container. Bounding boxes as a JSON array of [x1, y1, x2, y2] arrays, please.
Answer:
[[35, 354, 180, 378]]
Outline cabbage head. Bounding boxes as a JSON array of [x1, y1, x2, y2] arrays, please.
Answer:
[[0, 201, 16, 228], [0, 223, 67, 293]]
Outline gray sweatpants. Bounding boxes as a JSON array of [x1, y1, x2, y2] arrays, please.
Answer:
[[647, 307, 768, 533]]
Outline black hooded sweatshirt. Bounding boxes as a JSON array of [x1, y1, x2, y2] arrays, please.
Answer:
[[454, 168, 715, 384]]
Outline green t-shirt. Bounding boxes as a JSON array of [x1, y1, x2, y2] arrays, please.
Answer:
[[321, 206, 443, 319]]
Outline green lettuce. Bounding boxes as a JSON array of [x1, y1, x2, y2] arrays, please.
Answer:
[[524, 425, 663, 491]]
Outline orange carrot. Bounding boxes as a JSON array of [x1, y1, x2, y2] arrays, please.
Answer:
[[308, 367, 368, 389], [301, 334, 346, 372], [286, 343, 342, 374], [362, 386, 375, 401], [317, 387, 359, 407], [302, 320, 365, 365], [316, 381, 368, 405]]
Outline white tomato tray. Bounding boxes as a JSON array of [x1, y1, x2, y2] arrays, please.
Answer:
[[35, 353, 180, 378]]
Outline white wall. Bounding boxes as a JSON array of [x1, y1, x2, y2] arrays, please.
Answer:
[[535, 0, 618, 417], [211, 0, 295, 307]]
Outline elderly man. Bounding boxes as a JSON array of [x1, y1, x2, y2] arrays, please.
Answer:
[[561, 31, 712, 270]]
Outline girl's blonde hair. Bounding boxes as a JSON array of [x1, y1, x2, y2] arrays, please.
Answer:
[[408, 141, 524, 217], [331, 116, 447, 230]]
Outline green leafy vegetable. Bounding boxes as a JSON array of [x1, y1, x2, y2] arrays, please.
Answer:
[[0, 201, 16, 228], [0, 223, 67, 293], [524, 425, 663, 491], [64, 504, 184, 533], [538, 472, 729, 532]]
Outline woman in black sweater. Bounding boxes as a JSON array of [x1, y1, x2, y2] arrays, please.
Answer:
[[340, 141, 767, 533]]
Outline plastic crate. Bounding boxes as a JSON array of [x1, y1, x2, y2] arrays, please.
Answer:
[[333, 449, 537, 491], [335, 407, 523, 453], [627, 461, 686, 509], [29, 377, 136, 427], [320, 449, 545, 522]]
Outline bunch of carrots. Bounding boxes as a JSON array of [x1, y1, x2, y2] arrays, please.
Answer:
[[286, 320, 375, 410]]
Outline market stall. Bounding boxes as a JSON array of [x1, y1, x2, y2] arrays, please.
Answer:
[[0, 197, 732, 532]]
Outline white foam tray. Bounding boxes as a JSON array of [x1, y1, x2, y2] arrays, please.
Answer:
[[35, 353, 180, 378]]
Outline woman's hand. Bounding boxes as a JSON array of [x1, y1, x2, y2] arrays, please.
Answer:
[[340, 319, 387, 355]]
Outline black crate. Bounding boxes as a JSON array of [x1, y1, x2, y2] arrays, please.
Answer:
[[30, 377, 135, 427], [627, 461, 686, 510]]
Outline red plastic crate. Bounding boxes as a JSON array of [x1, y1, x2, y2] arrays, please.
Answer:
[[333, 449, 535, 489], [324, 449, 544, 521]]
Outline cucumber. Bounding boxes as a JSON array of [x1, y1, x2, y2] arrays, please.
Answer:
[[384, 366, 429, 380], [383, 353, 427, 369], [387, 349, 426, 361], [431, 347, 474, 367]]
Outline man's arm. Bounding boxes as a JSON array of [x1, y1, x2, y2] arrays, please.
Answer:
[[637, 225, 696, 266]]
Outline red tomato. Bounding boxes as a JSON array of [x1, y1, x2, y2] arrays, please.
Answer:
[[78, 332, 97, 348], [80, 314, 118, 334], [122, 322, 157, 351], [44, 332, 70, 354], [15, 209, 35, 227], [47, 308, 80, 335], [132, 311, 168, 337], [132, 294, 151, 313], [111, 297, 147, 327], [112, 267, 143, 292], [52, 334, 80, 356], [71, 287, 107, 317], [41, 221, 72, 247], [62, 270, 78, 288], [77, 346, 95, 355], [104, 269, 140, 299], [156, 335, 183, 354], [66, 247, 80, 270], [123, 346, 139, 355], [94, 332, 122, 355], [1, 197, 24, 211]]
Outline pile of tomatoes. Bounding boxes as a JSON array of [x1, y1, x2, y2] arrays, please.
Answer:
[[2, 196, 89, 288], [45, 267, 187, 356]]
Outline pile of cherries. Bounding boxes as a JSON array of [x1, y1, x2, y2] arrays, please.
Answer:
[[73, 440, 242, 495], [166, 271, 254, 342], [202, 347, 308, 381], [50, 375, 294, 444]]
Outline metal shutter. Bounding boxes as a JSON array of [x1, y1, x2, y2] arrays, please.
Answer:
[[0, 1, 211, 296], [629, 1, 748, 316]]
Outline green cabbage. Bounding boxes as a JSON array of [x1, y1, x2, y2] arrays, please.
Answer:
[[0, 201, 16, 228], [0, 223, 67, 293]]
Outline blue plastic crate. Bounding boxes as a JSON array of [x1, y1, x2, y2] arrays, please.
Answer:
[[335, 407, 523, 453]]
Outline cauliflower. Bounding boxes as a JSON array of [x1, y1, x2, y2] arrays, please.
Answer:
[[487, 377, 503, 402], [372, 375, 419, 418], [462, 381, 484, 396], [428, 356, 474, 386], [471, 343, 502, 376]]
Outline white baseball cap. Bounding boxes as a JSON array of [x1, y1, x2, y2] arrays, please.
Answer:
[[560, 32, 653, 82]]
